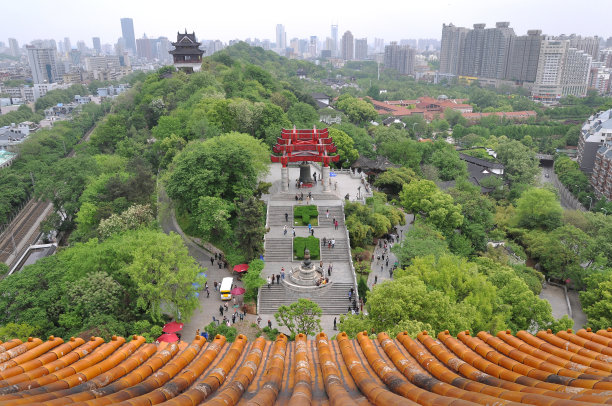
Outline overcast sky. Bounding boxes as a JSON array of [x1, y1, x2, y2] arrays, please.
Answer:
[[4, 0, 610, 47]]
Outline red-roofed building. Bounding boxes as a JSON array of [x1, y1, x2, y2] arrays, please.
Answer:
[[463, 110, 537, 123]]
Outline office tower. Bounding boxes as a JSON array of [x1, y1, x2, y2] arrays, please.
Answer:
[[355, 38, 368, 60], [532, 39, 568, 102], [506, 30, 542, 82], [26, 46, 58, 83], [341, 31, 354, 61], [374, 38, 384, 54], [562, 47, 592, 96], [384, 42, 416, 75], [557, 34, 600, 59], [157, 37, 171, 64], [440, 23, 469, 75], [136, 35, 153, 60], [77, 40, 87, 54], [331, 24, 338, 56], [275, 24, 286, 52], [92, 37, 101, 54], [120, 18, 136, 54], [480, 22, 515, 80], [8, 38, 19, 57]]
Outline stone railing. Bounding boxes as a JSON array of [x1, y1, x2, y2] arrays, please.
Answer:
[[340, 201, 359, 304]]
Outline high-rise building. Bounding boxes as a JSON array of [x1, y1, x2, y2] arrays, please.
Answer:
[[562, 47, 592, 96], [591, 141, 612, 200], [120, 18, 136, 54], [384, 42, 416, 75], [77, 41, 87, 54], [26, 45, 58, 83], [557, 34, 600, 59], [480, 22, 515, 79], [275, 24, 286, 53], [92, 37, 102, 54], [136, 35, 153, 60], [440, 23, 469, 75], [506, 30, 542, 82], [577, 109, 612, 174], [63, 37, 72, 53], [331, 24, 338, 56], [355, 38, 368, 60], [341, 31, 354, 61], [460, 23, 487, 76], [309, 36, 318, 57], [8, 38, 19, 57], [374, 38, 385, 54]]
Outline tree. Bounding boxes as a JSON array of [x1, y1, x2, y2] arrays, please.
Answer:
[[0, 323, 36, 342], [287, 102, 319, 128], [235, 196, 265, 261], [513, 188, 562, 230], [195, 196, 233, 241], [167, 133, 269, 213], [335, 95, 378, 124], [242, 259, 266, 302], [580, 270, 612, 330], [392, 222, 449, 266], [328, 128, 358, 168], [496, 138, 539, 185], [428, 147, 467, 181], [274, 299, 322, 337], [374, 167, 416, 197]]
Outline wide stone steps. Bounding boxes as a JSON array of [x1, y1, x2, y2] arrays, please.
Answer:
[[270, 193, 338, 201], [319, 239, 350, 261], [317, 206, 345, 227], [267, 206, 294, 226], [264, 238, 292, 262], [258, 282, 356, 315]]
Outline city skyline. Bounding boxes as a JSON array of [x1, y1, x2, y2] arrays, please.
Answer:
[[3, 0, 611, 47]]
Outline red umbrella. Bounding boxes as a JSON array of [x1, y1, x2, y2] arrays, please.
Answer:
[[162, 321, 184, 333], [233, 264, 249, 273], [156, 333, 179, 343], [230, 287, 246, 295]]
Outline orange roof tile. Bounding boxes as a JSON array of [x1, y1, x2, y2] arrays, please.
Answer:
[[0, 328, 609, 404]]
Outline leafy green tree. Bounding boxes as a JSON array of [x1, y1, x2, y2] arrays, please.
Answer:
[[205, 322, 238, 342], [152, 116, 184, 140], [513, 188, 562, 230], [428, 146, 467, 181], [97, 204, 154, 239], [328, 128, 358, 167], [0, 323, 36, 342], [242, 259, 266, 302], [287, 102, 318, 128], [235, 196, 265, 261], [374, 167, 416, 196], [335, 95, 378, 124], [392, 222, 449, 266], [274, 299, 322, 337], [167, 132, 269, 213], [580, 270, 612, 330], [195, 196, 233, 241], [496, 138, 539, 185]]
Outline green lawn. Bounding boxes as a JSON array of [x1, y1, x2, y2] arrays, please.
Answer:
[[293, 205, 319, 226], [293, 236, 320, 260]]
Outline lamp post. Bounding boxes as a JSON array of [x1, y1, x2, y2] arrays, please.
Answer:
[[587, 196, 593, 211]]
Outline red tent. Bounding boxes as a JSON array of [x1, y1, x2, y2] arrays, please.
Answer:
[[162, 321, 184, 333], [233, 264, 249, 273], [231, 287, 246, 295], [156, 333, 179, 343]]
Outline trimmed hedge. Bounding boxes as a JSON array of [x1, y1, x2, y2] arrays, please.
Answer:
[[293, 205, 319, 226], [293, 236, 320, 260]]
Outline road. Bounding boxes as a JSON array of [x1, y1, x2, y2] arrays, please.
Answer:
[[539, 165, 576, 210]]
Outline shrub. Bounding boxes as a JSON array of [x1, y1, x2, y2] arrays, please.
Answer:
[[204, 322, 237, 342], [262, 326, 280, 341], [293, 236, 320, 260], [243, 259, 265, 302], [294, 205, 319, 226]]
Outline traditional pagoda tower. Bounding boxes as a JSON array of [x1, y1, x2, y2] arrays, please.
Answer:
[[169, 30, 204, 73]]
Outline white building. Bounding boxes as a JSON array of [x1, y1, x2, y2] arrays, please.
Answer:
[[26, 46, 59, 84]]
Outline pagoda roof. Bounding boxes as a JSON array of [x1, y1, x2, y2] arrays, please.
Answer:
[[169, 47, 204, 55], [1, 328, 611, 404]]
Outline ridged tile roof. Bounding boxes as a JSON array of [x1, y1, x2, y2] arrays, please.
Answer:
[[0, 328, 611, 404]]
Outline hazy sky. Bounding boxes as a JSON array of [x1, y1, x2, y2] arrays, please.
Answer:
[[4, 0, 610, 47]]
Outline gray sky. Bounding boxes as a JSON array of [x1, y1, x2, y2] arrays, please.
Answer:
[[4, 0, 610, 47]]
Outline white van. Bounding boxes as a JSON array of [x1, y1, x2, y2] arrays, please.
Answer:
[[220, 277, 233, 301]]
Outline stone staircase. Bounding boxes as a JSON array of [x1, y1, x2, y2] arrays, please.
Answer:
[[267, 206, 294, 227], [270, 193, 338, 201], [264, 238, 292, 262], [317, 206, 345, 227], [258, 282, 356, 315], [320, 238, 350, 262]]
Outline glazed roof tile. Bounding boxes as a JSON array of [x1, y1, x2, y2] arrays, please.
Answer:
[[0, 328, 610, 404]]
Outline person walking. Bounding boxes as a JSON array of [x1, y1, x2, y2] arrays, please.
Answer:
[[267, 276, 271, 289], [268, 319, 272, 329], [271, 274, 275, 285], [276, 274, 280, 284], [239, 312, 244, 321], [308, 223, 312, 233], [319, 260, 324, 268], [310, 228, 314, 236], [219, 305, 224, 316], [206, 287, 210, 298], [281, 267, 285, 280], [214, 281, 218, 291], [210, 257, 214, 266], [323, 237, 327, 246], [328, 240, 331, 249], [331, 239, 335, 249], [333, 317, 337, 330], [224, 302, 229, 312], [232, 313, 236, 324], [348, 288, 352, 301], [285, 212, 289, 222], [328, 264, 332, 277], [257, 316, 262, 327], [385, 258, 389, 267], [334, 220, 338, 230], [292, 227, 296, 237], [374, 275, 378, 284], [283, 225, 287, 236], [326, 209, 329, 219]]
